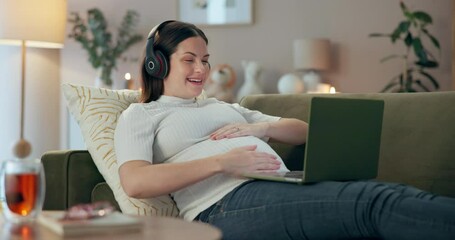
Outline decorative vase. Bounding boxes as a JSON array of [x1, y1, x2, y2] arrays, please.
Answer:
[[94, 69, 114, 89], [94, 76, 112, 89], [236, 60, 263, 102]]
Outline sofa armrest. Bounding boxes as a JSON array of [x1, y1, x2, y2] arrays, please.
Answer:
[[42, 150, 115, 210], [91, 182, 120, 210]]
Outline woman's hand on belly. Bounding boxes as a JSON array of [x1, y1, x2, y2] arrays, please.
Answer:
[[210, 122, 269, 140], [216, 145, 281, 176], [210, 118, 308, 145]]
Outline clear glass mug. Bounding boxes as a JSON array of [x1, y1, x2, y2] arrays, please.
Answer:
[[0, 158, 45, 223]]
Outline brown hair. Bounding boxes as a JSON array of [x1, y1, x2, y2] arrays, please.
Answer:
[[140, 21, 208, 103]]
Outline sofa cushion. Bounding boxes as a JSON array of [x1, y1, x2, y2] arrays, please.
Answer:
[[62, 83, 179, 217]]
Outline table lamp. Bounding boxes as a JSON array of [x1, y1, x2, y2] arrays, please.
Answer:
[[293, 38, 331, 92], [0, 0, 66, 158]]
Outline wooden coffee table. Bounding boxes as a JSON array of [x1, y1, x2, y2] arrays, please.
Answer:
[[0, 214, 222, 240]]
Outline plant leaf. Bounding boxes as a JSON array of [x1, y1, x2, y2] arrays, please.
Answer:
[[421, 29, 441, 51], [418, 70, 440, 89], [414, 11, 432, 24], [404, 32, 413, 47], [380, 54, 403, 63], [391, 21, 410, 42], [113, 10, 143, 58], [400, 1, 412, 18], [424, 49, 437, 61], [399, 21, 411, 32], [415, 60, 438, 68], [369, 33, 391, 38], [412, 38, 428, 62], [381, 81, 400, 92], [414, 80, 431, 92]]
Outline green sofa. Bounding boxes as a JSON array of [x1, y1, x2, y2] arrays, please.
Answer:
[[42, 92, 455, 211]]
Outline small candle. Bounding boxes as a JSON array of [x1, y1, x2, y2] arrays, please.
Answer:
[[316, 83, 331, 93], [124, 72, 132, 81], [124, 72, 134, 89]]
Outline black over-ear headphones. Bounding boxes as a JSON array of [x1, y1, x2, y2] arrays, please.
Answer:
[[145, 20, 175, 79]]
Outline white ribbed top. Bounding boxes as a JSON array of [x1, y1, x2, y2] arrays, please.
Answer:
[[114, 96, 287, 220]]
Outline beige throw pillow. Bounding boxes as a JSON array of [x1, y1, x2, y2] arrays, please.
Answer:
[[62, 83, 179, 217]]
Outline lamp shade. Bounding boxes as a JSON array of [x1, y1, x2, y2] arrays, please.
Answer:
[[0, 0, 67, 48], [293, 38, 331, 71]]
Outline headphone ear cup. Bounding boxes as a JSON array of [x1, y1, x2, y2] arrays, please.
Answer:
[[145, 55, 157, 76], [154, 50, 169, 79], [145, 50, 168, 79]]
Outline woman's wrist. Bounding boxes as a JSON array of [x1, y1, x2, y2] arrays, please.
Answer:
[[263, 122, 272, 138], [207, 155, 225, 174]]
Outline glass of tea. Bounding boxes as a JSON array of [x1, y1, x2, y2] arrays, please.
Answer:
[[0, 158, 45, 223]]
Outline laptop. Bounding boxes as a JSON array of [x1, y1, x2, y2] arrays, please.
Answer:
[[243, 97, 385, 184]]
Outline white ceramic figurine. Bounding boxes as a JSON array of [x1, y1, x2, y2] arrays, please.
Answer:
[[236, 60, 263, 102]]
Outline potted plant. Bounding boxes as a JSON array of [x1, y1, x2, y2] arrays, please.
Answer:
[[68, 8, 143, 87], [369, 1, 440, 92]]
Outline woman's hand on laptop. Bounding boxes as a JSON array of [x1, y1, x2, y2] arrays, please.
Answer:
[[216, 145, 281, 176]]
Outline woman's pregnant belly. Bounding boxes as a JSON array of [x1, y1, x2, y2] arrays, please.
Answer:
[[166, 136, 289, 172]]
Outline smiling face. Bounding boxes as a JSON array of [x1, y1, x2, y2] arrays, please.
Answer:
[[163, 36, 210, 99]]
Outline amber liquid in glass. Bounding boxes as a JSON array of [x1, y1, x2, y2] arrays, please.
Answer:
[[5, 173, 38, 216]]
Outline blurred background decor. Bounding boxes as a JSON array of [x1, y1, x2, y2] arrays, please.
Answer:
[[205, 64, 237, 103], [178, 0, 253, 26], [68, 8, 143, 88], [236, 60, 263, 102], [277, 73, 304, 94], [293, 38, 331, 93], [369, 1, 440, 92]]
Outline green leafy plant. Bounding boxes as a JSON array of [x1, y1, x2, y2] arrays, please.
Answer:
[[369, 1, 440, 92], [68, 8, 143, 86]]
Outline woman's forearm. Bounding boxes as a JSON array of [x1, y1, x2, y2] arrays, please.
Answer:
[[119, 143, 282, 199], [119, 156, 222, 198], [267, 118, 308, 145]]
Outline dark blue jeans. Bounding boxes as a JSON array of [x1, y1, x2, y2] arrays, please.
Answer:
[[195, 180, 455, 240]]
